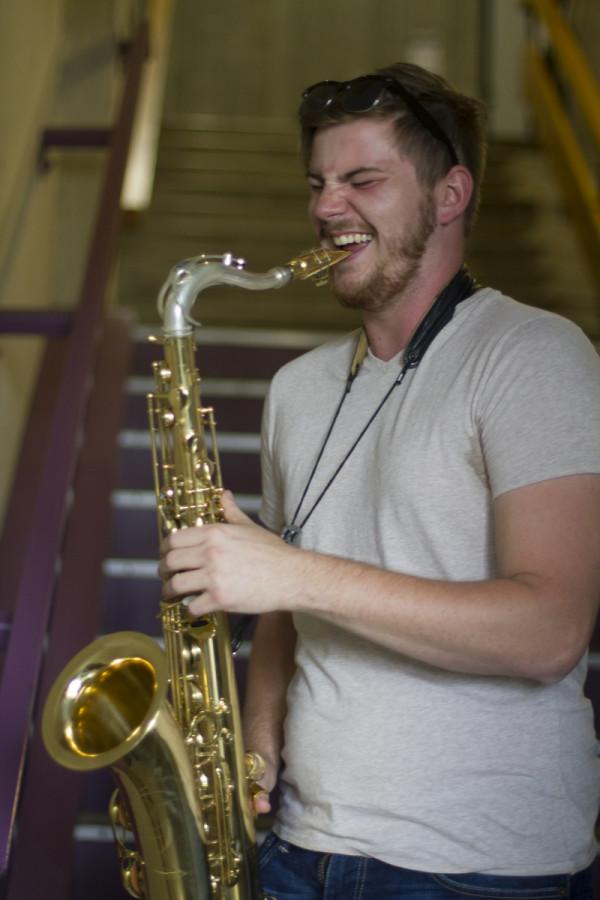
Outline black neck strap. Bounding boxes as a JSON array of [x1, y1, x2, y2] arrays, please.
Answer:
[[404, 265, 478, 368], [348, 265, 478, 387]]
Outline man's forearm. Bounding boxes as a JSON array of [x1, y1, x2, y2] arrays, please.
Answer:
[[161, 477, 600, 685], [242, 611, 297, 785], [290, 552, 567, 680]]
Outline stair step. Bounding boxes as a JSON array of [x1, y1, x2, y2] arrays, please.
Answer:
[[101, 573, 162, 635], [131, 212, 315, 243], [156, 147, 302, 176], [108, 492, 262, 559], [150, 191, 306, 218], [131, 338, 316, 378], [119, 428, 261, 453], [148, 168, 307, 195], [117, 444, 261, 492], [72, 840, 126, 899], [125, 390, 265, 431], [160, 128, 298, 153]]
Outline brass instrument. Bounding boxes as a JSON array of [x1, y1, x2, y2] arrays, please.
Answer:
[[42, 247, 349, 900]]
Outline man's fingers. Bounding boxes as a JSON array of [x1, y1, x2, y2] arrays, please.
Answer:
[[160, 525, 207, 555], [252, 790, 271, 815], [222, 490, 253, 526], [159, 546, 205, 578]]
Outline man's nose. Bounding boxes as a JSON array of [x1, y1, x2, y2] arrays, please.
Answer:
[[311, 184, 348, 220]]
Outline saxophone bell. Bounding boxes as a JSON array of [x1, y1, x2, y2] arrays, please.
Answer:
[[42, 631, 211, 899]]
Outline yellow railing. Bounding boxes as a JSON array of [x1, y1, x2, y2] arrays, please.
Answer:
[[522, 0, 600, 292]]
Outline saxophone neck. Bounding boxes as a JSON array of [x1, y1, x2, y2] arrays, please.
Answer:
[[158, 248, 350, 336]]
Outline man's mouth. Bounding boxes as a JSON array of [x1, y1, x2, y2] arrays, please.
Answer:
[[330, 232, 374, 250]]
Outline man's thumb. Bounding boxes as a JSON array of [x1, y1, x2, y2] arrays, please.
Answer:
[[222, 490, 253, 525]]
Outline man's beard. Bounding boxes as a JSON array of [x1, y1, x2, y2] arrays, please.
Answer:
[[331, 194, 437, 312]]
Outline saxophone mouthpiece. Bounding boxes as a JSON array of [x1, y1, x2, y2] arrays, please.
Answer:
[[286, 247, 351, 285]]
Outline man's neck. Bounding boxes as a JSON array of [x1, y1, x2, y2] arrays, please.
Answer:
[[362, 257, 464, 361]]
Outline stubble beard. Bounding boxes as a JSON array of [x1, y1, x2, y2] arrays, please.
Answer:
[[331, 194, 437, 312]]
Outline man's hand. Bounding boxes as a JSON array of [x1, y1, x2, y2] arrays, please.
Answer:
[[248, 753, 279, 816], [159, 491, 298, 618]]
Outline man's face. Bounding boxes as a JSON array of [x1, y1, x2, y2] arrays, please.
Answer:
[[307, 117, 437, 311]]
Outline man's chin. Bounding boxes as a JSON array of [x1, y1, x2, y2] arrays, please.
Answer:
[[333, 284, 386, 312], [332, 266, 418, 313], [331, 270, 374, 310]]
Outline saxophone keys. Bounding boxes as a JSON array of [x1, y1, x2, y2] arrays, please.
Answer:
[[244, 750, 266, 785]]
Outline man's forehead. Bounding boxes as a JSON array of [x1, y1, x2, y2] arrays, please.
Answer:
[[308, 117, 406, 175]]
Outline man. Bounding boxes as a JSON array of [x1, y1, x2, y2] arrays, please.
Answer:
[[160, 63, 600, 898]]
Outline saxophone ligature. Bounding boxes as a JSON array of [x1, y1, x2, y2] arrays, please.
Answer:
[[42, 247, 349, 900]]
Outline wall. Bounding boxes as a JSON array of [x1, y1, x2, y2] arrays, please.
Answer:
[[164, 0, 482, 123], [0, 0, 126, 521]]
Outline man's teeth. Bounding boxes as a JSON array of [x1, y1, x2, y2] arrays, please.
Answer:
[[332, 234, 373, 247]]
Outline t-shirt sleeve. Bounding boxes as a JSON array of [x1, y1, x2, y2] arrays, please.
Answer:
[[477, 315, 600, 498], [259, 380, 285, 532]]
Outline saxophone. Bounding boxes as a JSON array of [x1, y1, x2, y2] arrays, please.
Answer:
[[42, 247, 349, 900]]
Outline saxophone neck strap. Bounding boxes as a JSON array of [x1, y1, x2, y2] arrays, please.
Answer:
[[348, 265, 479, 387]]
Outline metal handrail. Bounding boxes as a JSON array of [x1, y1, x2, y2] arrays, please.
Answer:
[[523, 0, 600, 151], [0, 21, 148, 876], [522, 0, 600, 294]]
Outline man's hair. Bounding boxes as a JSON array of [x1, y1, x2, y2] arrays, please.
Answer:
[[299, 62, 487, 233]]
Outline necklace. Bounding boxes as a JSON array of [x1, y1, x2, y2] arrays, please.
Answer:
[[280, 267, 478, 546]]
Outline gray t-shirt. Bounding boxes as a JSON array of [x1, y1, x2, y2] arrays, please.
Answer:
[[259, 288, 600, 875]]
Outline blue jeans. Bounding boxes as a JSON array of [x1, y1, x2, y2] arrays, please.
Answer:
[[258, 833, 595, 900]]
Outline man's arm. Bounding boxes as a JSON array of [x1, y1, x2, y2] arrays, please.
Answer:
[[305, 473, 600, 682], [161, 476, 600, 683], [242, 611, 296, 813]]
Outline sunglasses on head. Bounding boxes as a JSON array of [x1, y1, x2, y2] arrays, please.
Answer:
[[300, 75, 459, 168]]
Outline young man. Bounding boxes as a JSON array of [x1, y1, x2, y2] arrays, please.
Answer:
[[160, 63, 600, 898]]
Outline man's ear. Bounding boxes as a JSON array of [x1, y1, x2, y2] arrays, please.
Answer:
[[436, 166, 473, 226]]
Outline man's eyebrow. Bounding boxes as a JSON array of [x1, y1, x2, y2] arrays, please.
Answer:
[[306, 165, 387, 182]]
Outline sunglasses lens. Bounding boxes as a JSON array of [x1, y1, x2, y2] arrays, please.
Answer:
[[340, 78, 386, 113], [301, 82, 341, 114]]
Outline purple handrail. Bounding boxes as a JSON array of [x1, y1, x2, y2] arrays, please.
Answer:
[[0, 310, 73, 336], [0, 21, 148, 874]]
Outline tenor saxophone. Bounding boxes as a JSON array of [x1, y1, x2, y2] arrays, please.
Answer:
[[42, 247, 349, 900]]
